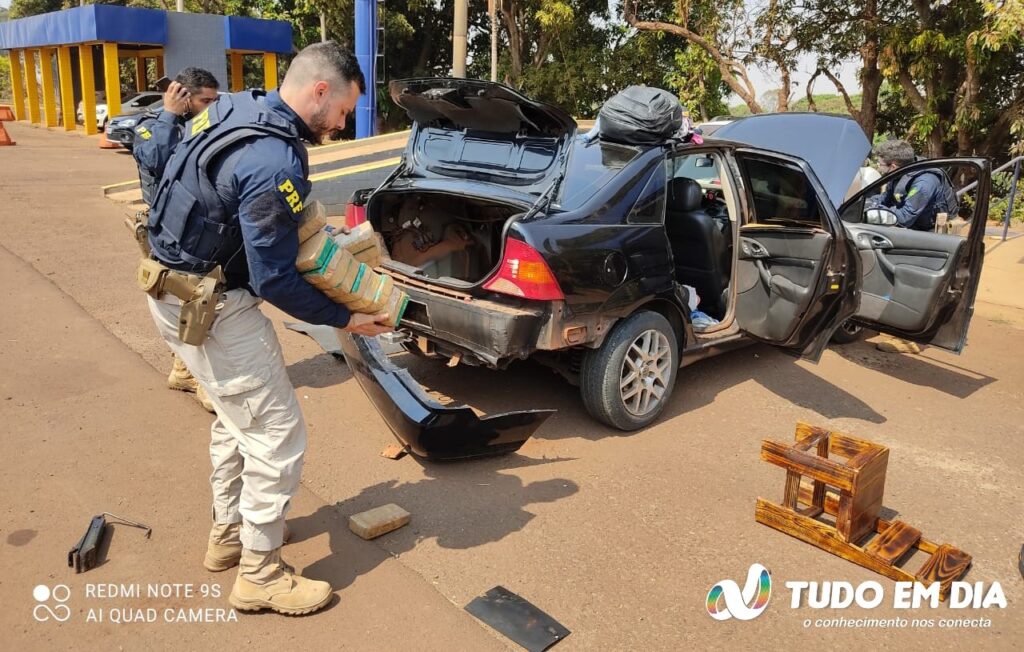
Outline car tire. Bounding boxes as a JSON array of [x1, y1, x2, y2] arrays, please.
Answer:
[[580, 310, 679, 431], [830, 320, 864, 344], [123, 142, 134, 154]]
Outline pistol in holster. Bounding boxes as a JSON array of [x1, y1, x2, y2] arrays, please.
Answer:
[[137, 259, 226, 346], [124, 210, 152, 257]]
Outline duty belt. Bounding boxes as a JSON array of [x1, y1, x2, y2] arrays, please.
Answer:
[[136, 258, 226, 345]]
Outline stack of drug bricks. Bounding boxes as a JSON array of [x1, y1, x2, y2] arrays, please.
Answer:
[[755, 422, 972, 600], [295, 201, 409, 328]]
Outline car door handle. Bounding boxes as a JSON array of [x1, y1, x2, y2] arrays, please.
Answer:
[[740, 238, 770, 259], [869, 235, 893, 250]]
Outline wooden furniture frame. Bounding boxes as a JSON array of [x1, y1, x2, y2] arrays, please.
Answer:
[[755, 423, 971, 599]]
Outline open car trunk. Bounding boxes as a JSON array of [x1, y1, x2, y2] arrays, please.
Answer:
[[368, 190, 523, 288]]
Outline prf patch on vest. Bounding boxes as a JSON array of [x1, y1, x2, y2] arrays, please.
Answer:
[[135, 126, 152, 140], [277, 178, 304, 214], [190, 108, 212, 136]]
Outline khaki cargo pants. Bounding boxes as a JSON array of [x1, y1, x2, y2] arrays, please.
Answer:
[[148, 289, 305, 551]]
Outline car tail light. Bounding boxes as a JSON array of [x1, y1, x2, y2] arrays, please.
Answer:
[[345, 202, 366, 228], [483, 238, 564, 301]]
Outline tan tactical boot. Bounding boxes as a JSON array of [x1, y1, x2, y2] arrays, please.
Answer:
[[195, 384, 216, 413], [876, 335, 922, 354], [204, 522, 292, 572], [167, 355, 199, 392], [229, 548, 332, 615]]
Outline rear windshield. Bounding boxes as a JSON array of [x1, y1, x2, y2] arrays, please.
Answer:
[[556, 137, 641, 210]]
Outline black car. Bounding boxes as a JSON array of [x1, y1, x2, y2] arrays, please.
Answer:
[[105, 112, 143, 151], [338, 78, 991, 459]]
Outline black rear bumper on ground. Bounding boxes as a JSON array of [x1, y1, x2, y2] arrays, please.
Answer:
[[338, 332, 555, 460]]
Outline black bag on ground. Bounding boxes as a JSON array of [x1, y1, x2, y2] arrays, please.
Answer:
[[598, 86, 682, 145]]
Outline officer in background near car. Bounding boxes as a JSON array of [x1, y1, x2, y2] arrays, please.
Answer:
[[134, 67, 220, 205], [131, 68, 221, 412], [868, 139, 958, 354], [869, 139, 959, 231], [140, 41, 392, 616]]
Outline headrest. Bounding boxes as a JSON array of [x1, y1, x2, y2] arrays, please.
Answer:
[[669, 177, 703, 212]]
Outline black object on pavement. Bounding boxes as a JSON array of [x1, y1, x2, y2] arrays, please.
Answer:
[[68, 512, 151, 573], [465, 585, 570, 652]]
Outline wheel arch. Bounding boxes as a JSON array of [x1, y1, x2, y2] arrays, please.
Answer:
[[632, 297, 689, 353]]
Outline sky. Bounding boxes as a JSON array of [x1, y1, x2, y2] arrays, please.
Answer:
[[741, 54, 862, 109]]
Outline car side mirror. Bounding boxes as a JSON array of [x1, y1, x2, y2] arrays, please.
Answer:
[[864, 208, 898, 226], [695, 157, 714, 168]]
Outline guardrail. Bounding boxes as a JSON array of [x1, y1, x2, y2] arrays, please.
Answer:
[[958, 155, 1022, 241]]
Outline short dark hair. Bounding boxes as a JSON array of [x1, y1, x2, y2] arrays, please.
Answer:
[[175, 67, 220, 94], [284, 41, 366, 94], [874, 139, 916, 168]]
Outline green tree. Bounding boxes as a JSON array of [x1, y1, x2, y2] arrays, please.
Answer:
[[882, 0, 1024, 157]]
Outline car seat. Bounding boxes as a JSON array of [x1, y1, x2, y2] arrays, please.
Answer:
[[665, 177, 730, 319]]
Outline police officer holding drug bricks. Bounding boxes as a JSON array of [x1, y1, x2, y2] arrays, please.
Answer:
[[139, 42, 392, 616]]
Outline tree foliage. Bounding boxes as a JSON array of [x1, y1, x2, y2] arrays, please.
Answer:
[[5, 0, 1022, 157]]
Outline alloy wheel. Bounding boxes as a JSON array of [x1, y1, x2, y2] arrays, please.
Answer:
[[619, 329, 673, 416]]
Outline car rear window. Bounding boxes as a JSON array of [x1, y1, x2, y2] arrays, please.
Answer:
[[556, 137, 641, 210]]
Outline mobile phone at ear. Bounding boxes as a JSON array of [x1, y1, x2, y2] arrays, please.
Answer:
[[154, 77, 172, 92]]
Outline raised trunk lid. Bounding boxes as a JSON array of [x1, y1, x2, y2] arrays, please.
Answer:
[[390, 78, 577, 191]]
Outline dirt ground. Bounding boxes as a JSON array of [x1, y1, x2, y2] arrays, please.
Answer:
[[1, 123, 1022, 650]]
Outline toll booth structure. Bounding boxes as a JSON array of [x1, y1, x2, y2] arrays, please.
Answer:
[[0, 5, 292, 136]]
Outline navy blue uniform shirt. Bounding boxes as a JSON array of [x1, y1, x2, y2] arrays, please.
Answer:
[[157, 91, 351, 328], [133, 110, 185, 177], [209, 91, 351, 328], [881, 172, 945, 231]]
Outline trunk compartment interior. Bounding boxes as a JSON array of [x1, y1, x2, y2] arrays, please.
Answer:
[[369, 191, 521, 286]]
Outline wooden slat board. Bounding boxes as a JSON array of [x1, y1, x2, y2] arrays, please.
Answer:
[[863, 520, 921, 565], [916, 544, 973, 598], [761, 439, 856, 492]]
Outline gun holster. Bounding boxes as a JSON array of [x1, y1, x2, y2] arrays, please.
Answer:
[[136, 259, 226, 345]]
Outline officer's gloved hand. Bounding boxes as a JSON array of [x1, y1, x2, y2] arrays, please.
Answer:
[[341, 312, 394, 337], [325, 224, 351, 236]]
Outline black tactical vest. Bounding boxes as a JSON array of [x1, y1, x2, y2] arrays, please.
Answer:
[[147, 92, 308, 287], [132, 108, 165, 207]]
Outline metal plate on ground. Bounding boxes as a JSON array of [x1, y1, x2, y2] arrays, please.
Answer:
[[464, 586, 570, 652]]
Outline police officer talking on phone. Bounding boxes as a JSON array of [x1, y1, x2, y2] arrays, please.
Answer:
[[134, 68, 221, 206], [139, 42, 392, 616], [132, 68, 221, 412]]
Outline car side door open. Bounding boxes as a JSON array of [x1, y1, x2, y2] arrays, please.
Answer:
[[839, 158, 991, 352], [731, 152, 861, 361]]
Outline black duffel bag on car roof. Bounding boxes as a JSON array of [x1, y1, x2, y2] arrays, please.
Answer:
[[598, 85, 683, 145]]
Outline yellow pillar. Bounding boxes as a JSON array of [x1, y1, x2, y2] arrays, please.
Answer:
[[135, 56, 146, 92], [230, 52, 244, 92], [102, 42, 122, 120], [79, 45, 98, 135], [40, 48, 59, 127], [24, 49, 41, 124], [57, 47, 76, 131], [263, 52, 278, 91], [8, 49, 27, 121]]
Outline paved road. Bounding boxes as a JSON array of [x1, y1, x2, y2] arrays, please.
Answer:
[[1, 122, 1021, 650]]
